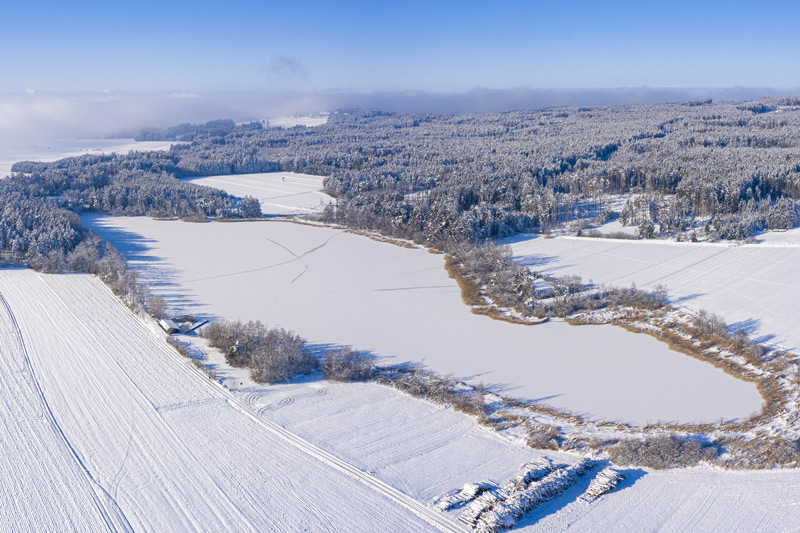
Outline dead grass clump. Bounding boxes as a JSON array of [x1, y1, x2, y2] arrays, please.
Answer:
[[526, 423, 561, 450], [192, 358, 217, 380], [715, 436, 800, 469], [608, 435, 713, 469], [166, 336, 190, 357], [443, 255, 484, 306]]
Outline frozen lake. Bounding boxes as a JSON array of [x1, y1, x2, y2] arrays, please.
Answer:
[[85, 215, 763, 425], [0, 138, 175, 178]]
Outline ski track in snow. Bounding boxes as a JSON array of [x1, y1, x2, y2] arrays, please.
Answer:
[[0, 270, 456, 532]]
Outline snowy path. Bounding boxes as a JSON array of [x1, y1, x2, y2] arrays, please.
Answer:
[[0, 270, 456, 532]]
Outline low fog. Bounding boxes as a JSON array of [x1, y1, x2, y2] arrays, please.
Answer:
[[1, 86, 794, 144]]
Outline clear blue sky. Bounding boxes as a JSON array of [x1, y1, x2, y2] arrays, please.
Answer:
[[3, 0, 800, 93]]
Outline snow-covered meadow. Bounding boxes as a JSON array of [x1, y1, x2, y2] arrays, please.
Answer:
[[266, 113, 330, 128], [0, 269, 449, 531], [519, 466, 800, 531], [84, 215, 762, 425], [186, 172, 334, 215], [6, 268, 795, 532], [504, 234, 800, 354]]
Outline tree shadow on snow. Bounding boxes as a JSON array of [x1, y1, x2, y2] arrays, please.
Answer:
[[512, 254, 561, 269], [670, 292, 704, 305], [497, 233, 540, 246], [83, 215, 160, 263], [729, 317, 761, 336], [82, 214, 210, 318]]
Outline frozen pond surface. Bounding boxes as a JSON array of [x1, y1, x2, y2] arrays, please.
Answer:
[[85, 215, 763, 425]]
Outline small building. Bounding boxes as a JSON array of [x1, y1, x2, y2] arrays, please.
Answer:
[[158, 319, 180, 334]]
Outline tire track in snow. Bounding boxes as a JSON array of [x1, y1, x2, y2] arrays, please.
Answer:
[[162, 342, 464, 532], [251, 383, 328, 414], [34, 275, 256, 530], [0, 290, 133, 533], [91, 277, 463, 532]]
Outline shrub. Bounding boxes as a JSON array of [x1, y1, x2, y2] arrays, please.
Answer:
[[693, 309, 729, 339], [608, 435, 708, 469], [250, 328, 317, 383], [147, 295, 168, 319], [166, 337, 190, 357], [321, 346, 374, 381], [201, 320, 317, 383]]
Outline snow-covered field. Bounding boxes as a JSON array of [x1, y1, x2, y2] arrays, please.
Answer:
[[186, 171, 334, 215], [0, 269, 449, 531], [237, 376, 570, 503], [267, 113, 330, 128], [5, 270, 794, 531], [184, 320, 800, 532], [84, 215, 762, 425], [0, 138, 175, 178], [520, 466, 800, 531], [504, 234, 800, 354]]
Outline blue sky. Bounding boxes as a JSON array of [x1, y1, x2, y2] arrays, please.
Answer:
[[2, 0, 799, 142], [4, 0, 800, 93]]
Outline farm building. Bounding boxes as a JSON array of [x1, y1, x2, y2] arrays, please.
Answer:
[[159, 319, 180, 334]]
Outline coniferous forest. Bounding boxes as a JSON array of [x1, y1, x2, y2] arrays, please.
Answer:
[[5, 97, 800, 270]]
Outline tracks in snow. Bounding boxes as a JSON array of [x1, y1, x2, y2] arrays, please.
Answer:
[[0, 289, 133, 533], [95, 279, 463, 532]]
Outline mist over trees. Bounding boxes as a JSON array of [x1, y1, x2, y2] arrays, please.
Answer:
[[4, 96, 800, 273]]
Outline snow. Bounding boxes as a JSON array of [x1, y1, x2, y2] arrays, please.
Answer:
[[267, 114, 330, 128], [235, 376, 571, 504], [84, 215, 763, 425], [756, 226, 800, 245], [186, 337, 800, 532], [503, 234, 800, 354], [186, 171, 334, 215], [521, 467, 800, 532], [0, 138, 176, 177], [0, 269, 446, 532], [588, 218, 638, 236]]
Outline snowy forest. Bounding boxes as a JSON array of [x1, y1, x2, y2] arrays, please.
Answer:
[[5, 96, 800, 269]]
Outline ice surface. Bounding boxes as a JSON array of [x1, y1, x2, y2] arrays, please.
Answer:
[[85, 215, 763, 424]]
